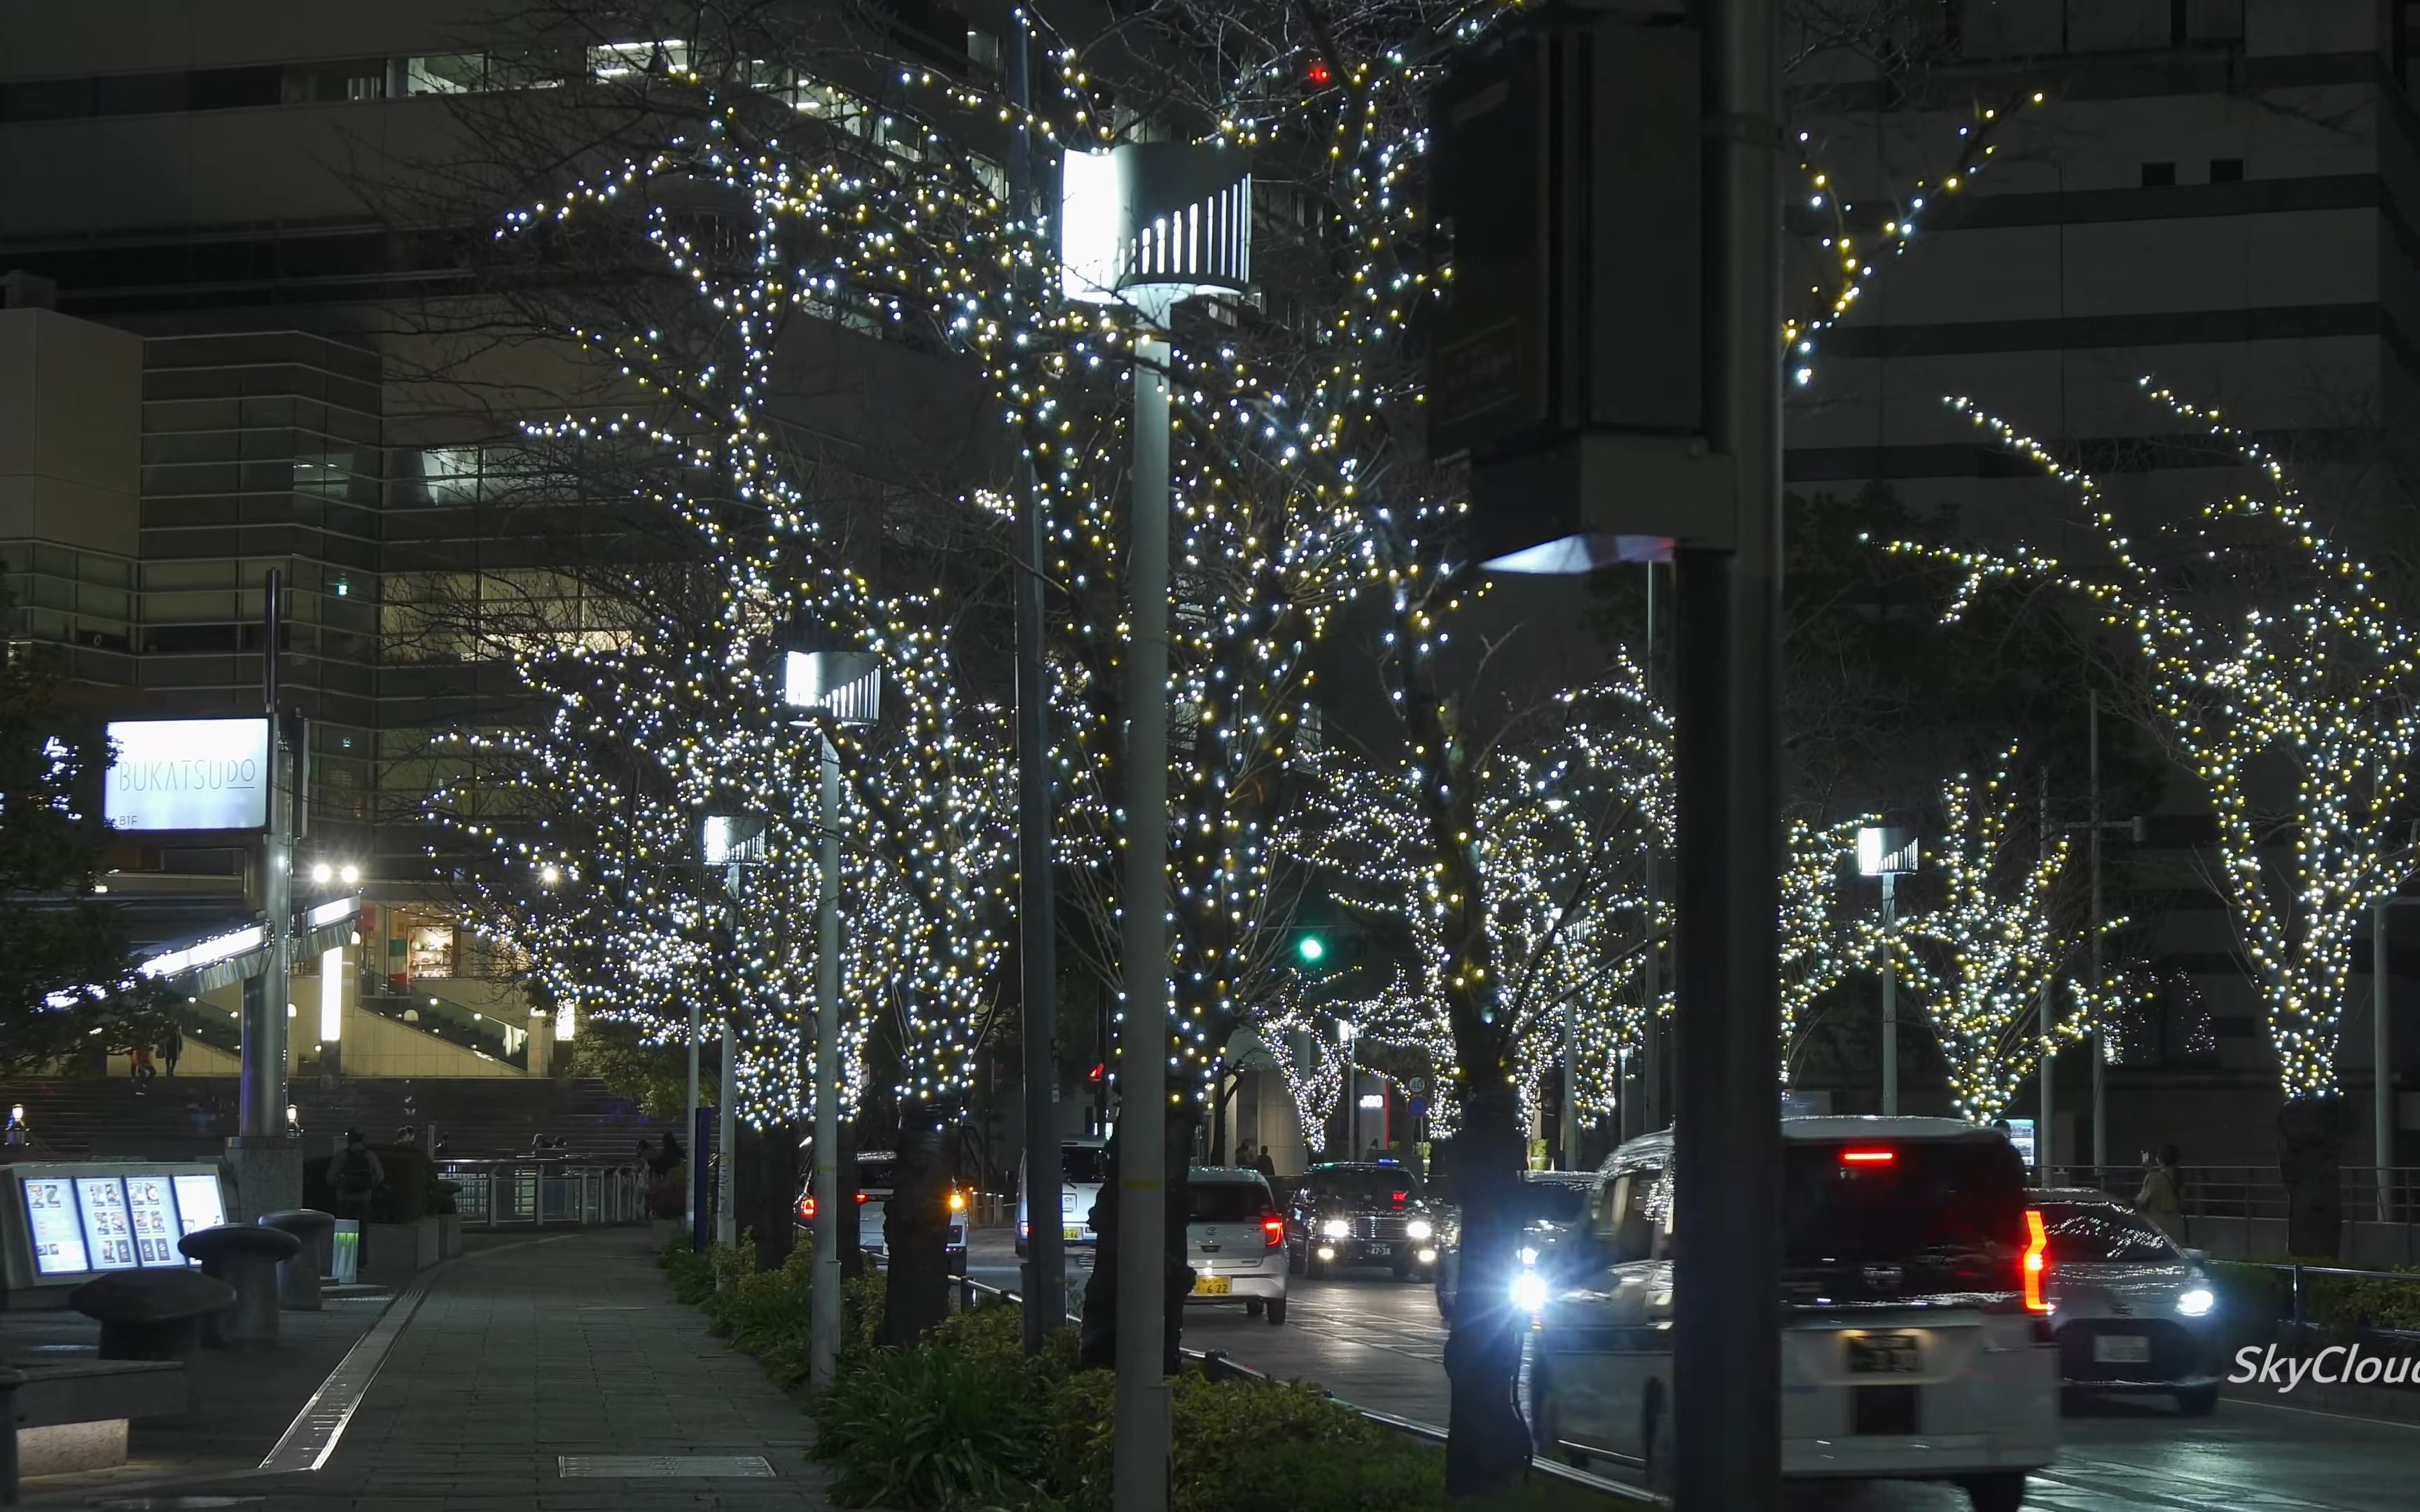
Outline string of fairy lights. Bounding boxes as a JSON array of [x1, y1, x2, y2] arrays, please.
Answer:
[[1779, 817, 1868, 1081], [1906, 382, 2420, 1100]]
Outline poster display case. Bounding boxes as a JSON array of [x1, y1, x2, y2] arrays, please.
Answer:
[[1, 1162, 230, 1300]]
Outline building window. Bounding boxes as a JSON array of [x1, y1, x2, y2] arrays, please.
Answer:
[[2210, 158, 2245, 183], [2141, 162, 2177, 187], [405, 55, 486, 95]]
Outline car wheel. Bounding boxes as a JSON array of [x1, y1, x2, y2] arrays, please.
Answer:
[[1244, 1298, 1264, 1317], [1306, 1249, 1328, 1280], [1391, 1258, 1412, 1282], [1528, 1356, 1571, 1462], [1957, 1473, 2029, 1512], [1286, 1240, 1305, 1277], [1265, 1298, 1287, 1326], [2176, 1382, 2220, 1417]]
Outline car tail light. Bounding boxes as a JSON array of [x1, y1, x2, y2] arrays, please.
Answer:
[[1840, 1148, 1896, 1165], [1262, 1215, 1284, 1247], [856, 1191, 869, 1205], [2022, 1208, 2051, 1313], [798, 1196, 816, 1221], [1391, 1191, 1408, 1205]]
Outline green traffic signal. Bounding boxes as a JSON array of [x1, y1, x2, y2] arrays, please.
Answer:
[[1296, 934, 1327, 965]]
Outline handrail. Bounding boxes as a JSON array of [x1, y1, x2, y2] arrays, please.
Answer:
[[2212, 1259, 2420, 1334], [950, 1276, 1656, 1504]]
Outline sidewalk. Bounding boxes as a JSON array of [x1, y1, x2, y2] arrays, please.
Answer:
[[46, 1228, 834, 1510]]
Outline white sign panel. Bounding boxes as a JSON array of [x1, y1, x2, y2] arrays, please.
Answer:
[[105, 718, 270, 832]]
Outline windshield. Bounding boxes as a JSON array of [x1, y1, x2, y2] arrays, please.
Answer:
[[1062, 1145, 1108, 1186], [1782, 1139, 2025, 1274], [2040, 1201, 2176, 1262], [1312, 1168, 1424, 1203], [1188, 1181, 1274, 1223], [1527, 1182, 1592, 1224], [856, 1158, 898, 1193]]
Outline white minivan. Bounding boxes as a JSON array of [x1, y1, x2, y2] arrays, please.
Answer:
[[1016, 1136, 1109, 1257], [1529, 1116, 2058, 1512], [1184, 1166, 1287, 1324]]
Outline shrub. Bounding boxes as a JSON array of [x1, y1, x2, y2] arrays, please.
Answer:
[[810, 1342, 1057, 1511]]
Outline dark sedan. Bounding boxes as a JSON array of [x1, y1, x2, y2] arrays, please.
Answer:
[[1434, 1168, 1601, 1319], [1284, 1161, 1441, 1280]]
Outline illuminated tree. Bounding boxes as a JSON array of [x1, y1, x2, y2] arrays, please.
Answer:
[[1780, 816, 1868, 1081], [1914, 382, 2420, 1251]]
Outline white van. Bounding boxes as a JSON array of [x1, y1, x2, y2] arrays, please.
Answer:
[[1015, 1136, 1108, 1257], [1184, 1166, 1288, 1324], [1529, 1117, 2058, 1512]]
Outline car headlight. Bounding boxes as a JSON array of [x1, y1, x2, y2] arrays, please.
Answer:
[[2177, 1287, 2216, 1317], [1321, 1218, 1350, 1239], [1406, 1218, 1433, 1242], [1517, 1245, 1539, 1267], [1510, 1272, 1550, 1312]]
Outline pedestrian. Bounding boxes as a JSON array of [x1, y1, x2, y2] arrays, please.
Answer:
[[635, 1137, 654, 1172], [160, 1023, 183, 1077], [653, 1129, 686, 1179], [394, 1125, 420, 1150], [129, 1046, 157, 1087], [1255, 1144, 1278, 1182], [326, 1129, 386, 1261], [1365, 1138, 1382, 1162], [1235, 1140, 1255, 1170], [2136, 1144, 2185, 1240]]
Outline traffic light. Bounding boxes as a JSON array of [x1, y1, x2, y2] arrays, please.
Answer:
[[1296, 934, 1328, 966]]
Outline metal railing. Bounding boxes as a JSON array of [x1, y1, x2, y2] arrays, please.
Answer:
[[441, 1158, 646, 1227], [2059, 1166, 2420, 1227], [946, 1276, 1655, 1504]]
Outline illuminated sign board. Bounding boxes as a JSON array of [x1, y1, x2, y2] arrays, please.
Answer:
[[14, 1166, 228, 1281], [172, 1174, 225, 1236], [104, 718, 270, 832], [76, 1177, 138, 1271], [123, 1175, 182, 1268], [22, 1177, 86, 1276]]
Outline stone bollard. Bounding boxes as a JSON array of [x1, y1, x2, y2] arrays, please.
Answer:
[[259, 1209, 336, 1311], [179, 1224, 302, 1345], [66, 1271, 233, 1361]]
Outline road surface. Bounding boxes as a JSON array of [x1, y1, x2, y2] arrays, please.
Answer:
[[966, 1228, 2415, 1510]]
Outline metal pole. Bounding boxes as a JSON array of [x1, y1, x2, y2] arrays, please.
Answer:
[[1006, 1, 1066, 1357], [686, 997, 702, 1250], [241, 570, 291, 1140], [717, 865, 741, 1248], [1879, 872, 1898, 1116], [2038, 769, 2055, 1181], [1641, 562, 1663, 1134], [1671, 0, 1783, 1503], [2090, 690, 2107, 1172], [812, 736, 844, 1392], [1112, 330, 1174, 1512], [2378, 900, 2393, 1224], [1560, 994, 1579, 1169]]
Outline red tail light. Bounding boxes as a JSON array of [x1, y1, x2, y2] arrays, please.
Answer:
[[856, 1191, 869, 1205], [1840, 1148, 1896, 1165], [1391, 1191, 1408, 1205], [798, 1196, 816, 1221], [1262, 1215, 1284, 1247], [2022, 1208, 2051, 1313]]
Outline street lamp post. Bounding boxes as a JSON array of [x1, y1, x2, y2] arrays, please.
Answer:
[[1060, 139, 1252, 1512], [781, 648, 882, 1394], [700, 813, 768, 1252], [1858, 827, 1920, 1115]]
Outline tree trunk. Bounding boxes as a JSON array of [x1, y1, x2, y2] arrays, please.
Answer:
[[735, 1118, 798, 1270], [2279, 1094, 2346, 1259], [1441, 1082, 1534, 1497], [837, 1119, 865, 1279], [1075, 1102, 1197, 1373], [879, 1120, 952, 1347]]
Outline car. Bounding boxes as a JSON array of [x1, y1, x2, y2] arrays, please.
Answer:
[[2031, 1186, 2221, 1415], [1435, 1168, 1601, 1320], [795, 1151, 969, 1274], [1284, 1160, 1441, 1280], [1529, 1117, 2059, 1512], [1184, 1166, 1288, 1324], [1016, 1136, 1109, 1257]]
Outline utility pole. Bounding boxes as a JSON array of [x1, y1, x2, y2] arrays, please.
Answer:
[[812, 736, 843, 1388], [1879, 870, 1898, 1116], [1670, 0, 1784, 1506], [2038, 769, 2055, 1181], [1641, 561, 1664, 1133], [685, 993, 703, 1250], [1559, 995, 1579, 1169], [2377, 900, 2393, 1224], [1112, 321, 1174, 1512], [717, 866, 741, 1249], [1006, 18, 1065, 1352], [2089, 690, 2106, 1172], [232, 568, 301, 1219]]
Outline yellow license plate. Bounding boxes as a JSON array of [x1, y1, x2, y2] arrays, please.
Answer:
[[1063, 1226, 1083, 1240], [1192, 1275, 1231, 1296]]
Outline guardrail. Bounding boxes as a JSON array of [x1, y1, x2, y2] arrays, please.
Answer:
[[2060, 1165, 2420, 1226], [440, 1158, 646, 1226], [946, 1275, 1655, 1505], [2223, 1260, 2420, 1338]]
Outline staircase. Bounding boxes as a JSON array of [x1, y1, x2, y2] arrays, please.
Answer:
[[0, 1077, 685, 1163]]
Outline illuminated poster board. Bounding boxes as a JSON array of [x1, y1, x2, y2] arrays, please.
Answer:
[[123, 1175, 181, 1268], [171, 1174, 225, 1238], [103, 718, 270, 832], [22, 1177, 88, 1276], [76, 1177, 138, 1270]]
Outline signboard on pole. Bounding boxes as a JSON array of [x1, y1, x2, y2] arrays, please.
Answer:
[[104, 718, 270, 832]]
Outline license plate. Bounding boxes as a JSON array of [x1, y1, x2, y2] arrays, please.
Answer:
[[1365, 1243, 1391, 1258], [1063, 1226, 1083, 1240], [1846, 1334, 1921, 1374], [2093, 1334, 2152, 1365], [1192, 1275, 1231, 1296]]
